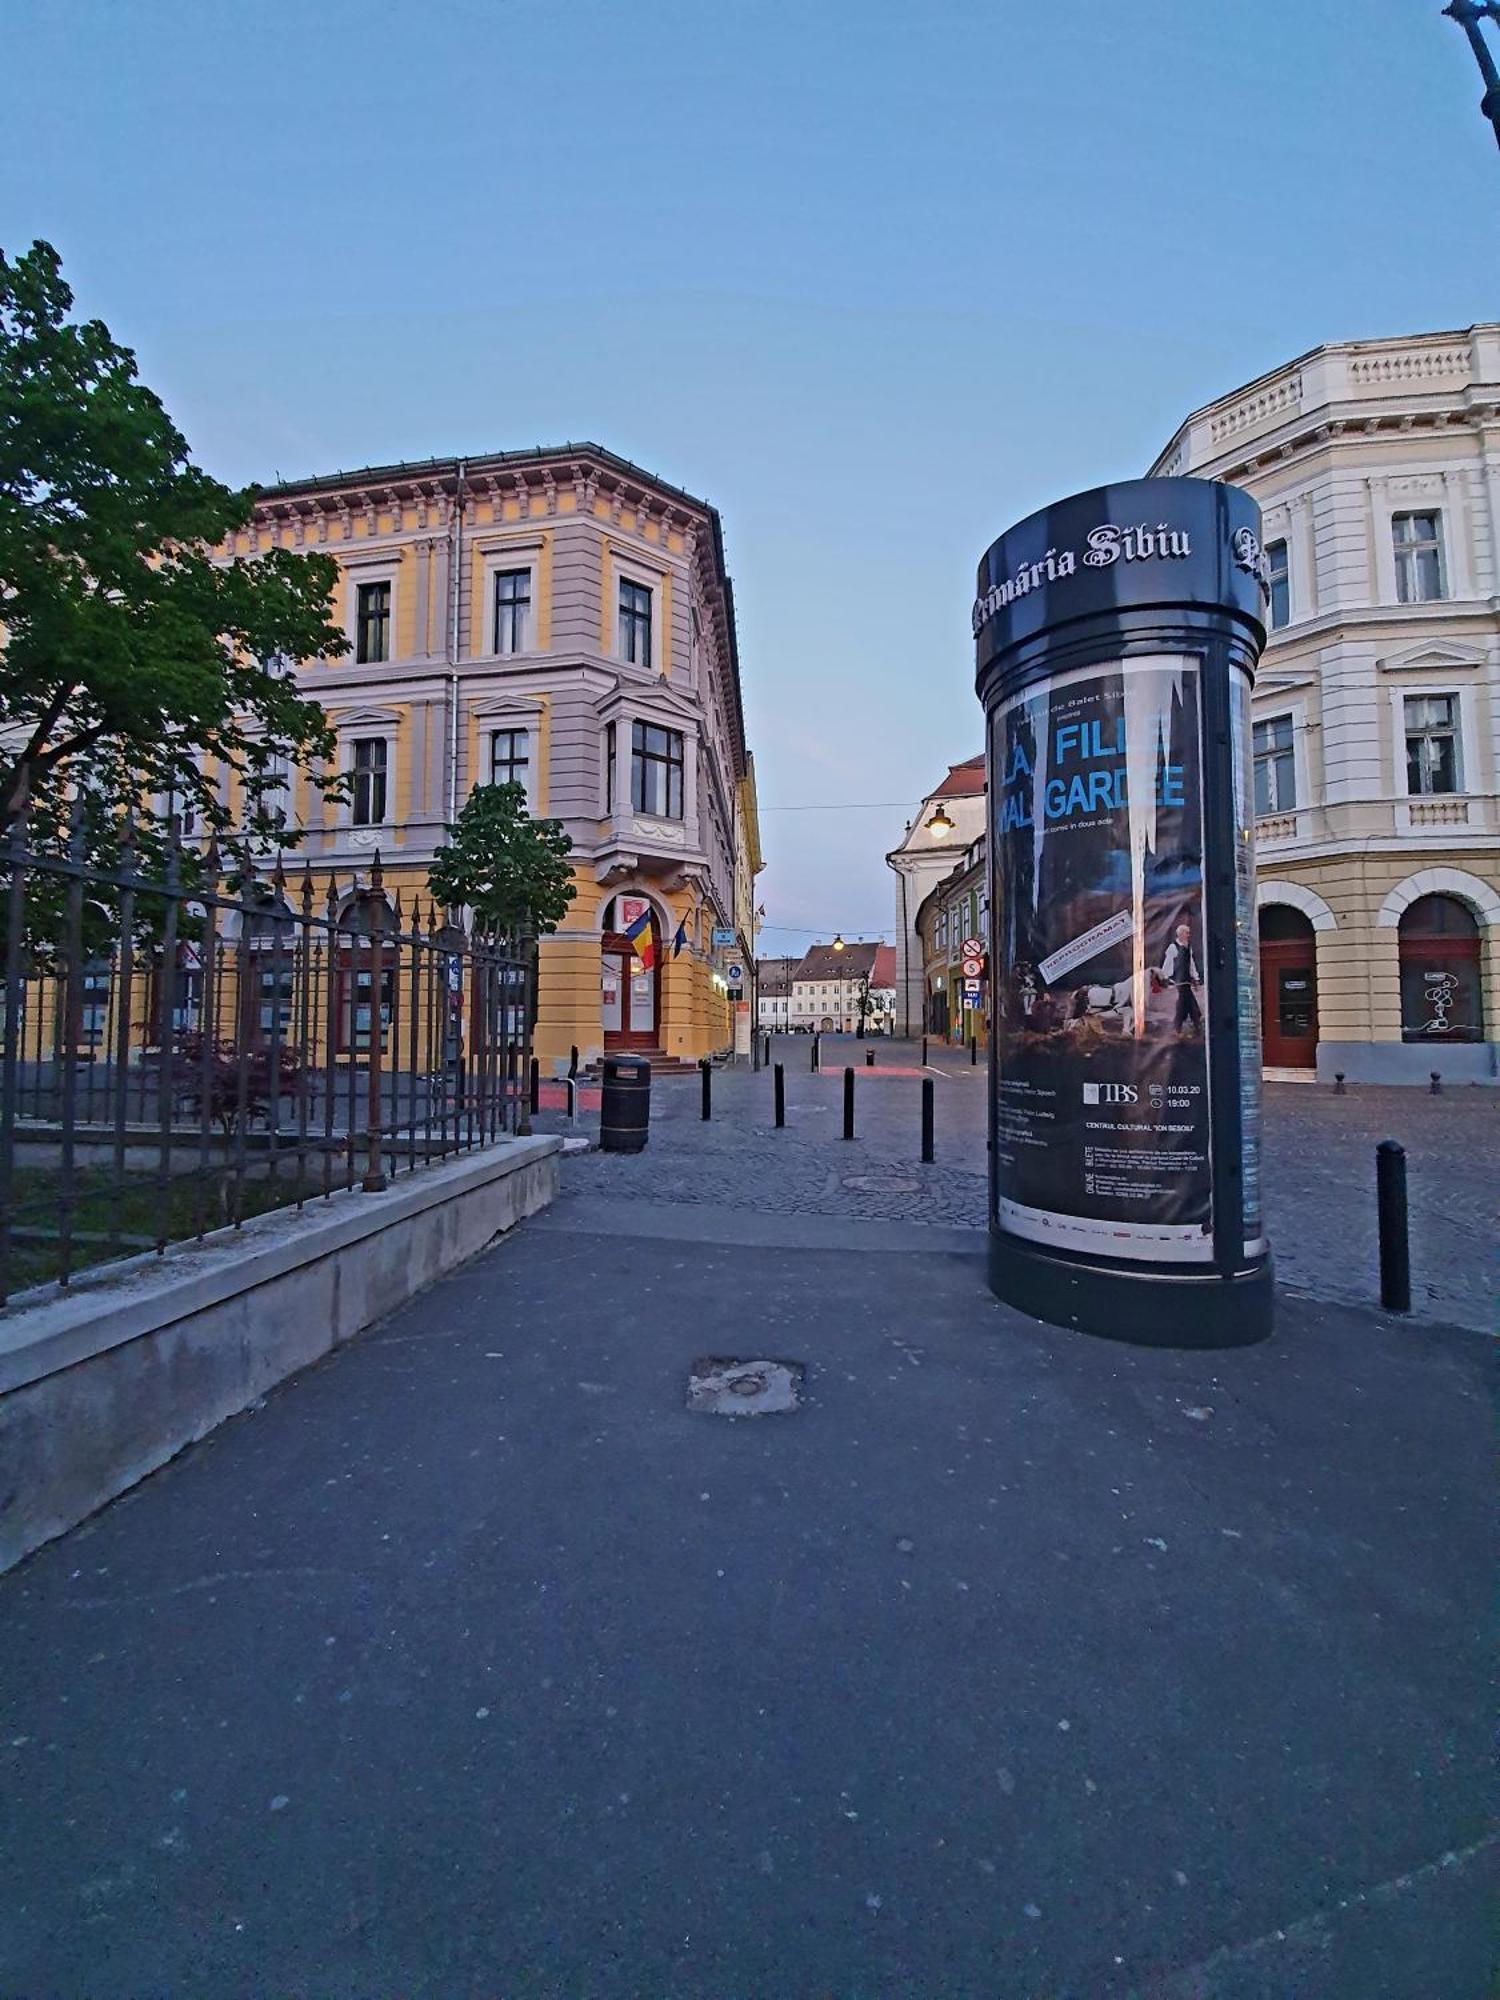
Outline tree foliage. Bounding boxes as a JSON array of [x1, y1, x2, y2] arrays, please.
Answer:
[[428, 782, 576, 941], [0, 239, 348, 851]]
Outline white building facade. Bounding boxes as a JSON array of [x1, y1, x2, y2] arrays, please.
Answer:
[[1151, 326, 1500, 1083], [886, 757, 986, 1039]]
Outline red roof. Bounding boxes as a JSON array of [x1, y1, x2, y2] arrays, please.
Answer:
[[928, 754, 985, 798], [870, 944, 897, 988]]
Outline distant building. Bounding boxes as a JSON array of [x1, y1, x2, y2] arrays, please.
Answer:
[[790, 940, 880, 1033], [913, 839, 988, 1045], [756, 954, 797, 1033], [1151, 324, 1500, 1082], [886, 757, 986, 1037], [867, 942, 898, 1035]]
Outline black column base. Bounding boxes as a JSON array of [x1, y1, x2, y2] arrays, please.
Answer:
[[988, 1231, 1274, 1349]]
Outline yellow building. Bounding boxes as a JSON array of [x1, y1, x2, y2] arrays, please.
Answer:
[[212, 444, 760, 1072]]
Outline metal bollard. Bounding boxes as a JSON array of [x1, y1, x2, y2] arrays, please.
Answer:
[[774, 1062, 785, 1128], [569, 1044, 579, 1078], [865, 1048, 875, 1067], [811, 1034, 820, 1073], [921, 1035, 928, 1066], [700, 1058, 712, 1120], [921, 1076, 934, 1163], [970, 1034, 978, 1066], [566, 1077, 578, 1123], [1376, 1139, 1411, 1313], [843, 1066, 855, 1140], [529, 1056, 540, 1116], [1430, 1070, 1442, 1094], [1334, 1071, 1345, 1095]]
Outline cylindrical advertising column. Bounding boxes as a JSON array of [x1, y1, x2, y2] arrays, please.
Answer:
[[974, 477, 1272, 1347]]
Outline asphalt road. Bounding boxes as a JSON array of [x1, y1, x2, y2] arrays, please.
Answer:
[[0, 1133, 1493, 1995]]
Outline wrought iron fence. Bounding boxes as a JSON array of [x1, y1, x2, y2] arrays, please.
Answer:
[[0, 802, 534, 1305]]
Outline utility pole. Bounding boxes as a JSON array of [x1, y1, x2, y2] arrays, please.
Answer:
[[1444, 1, 1500, 150]]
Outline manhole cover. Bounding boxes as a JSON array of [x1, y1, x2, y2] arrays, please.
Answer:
[[686, 1357, 803, 1417], [842, 1173, 920, 1194]]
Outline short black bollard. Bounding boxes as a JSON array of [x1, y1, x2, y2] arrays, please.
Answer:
[[774, 1062, 785, 1128], [921, 1076, 934, 1163], [529, 1056, 540, 1116], [969, 1033, 978, 1066], [1376, 1139, 1411, 1313], [865, 1048, 875, 1067], [1430, 1070, 1442, 1094], [764, 1035, 772, 1067], [700, 1058, 712, 1120], [921, 1035, 928, 1066], [843, 1066, 855, 1140], [569, 1044, 579, 1078], [1334, 1071, 1345, 1095], [811, 1034, 820, 1073]]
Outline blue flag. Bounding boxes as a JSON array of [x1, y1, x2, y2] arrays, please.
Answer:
[[672, 919, 688, 959]]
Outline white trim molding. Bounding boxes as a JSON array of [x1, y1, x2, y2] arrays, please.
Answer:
[[1257, 880, 1338, 930], [1376, 867, 1500, 929]]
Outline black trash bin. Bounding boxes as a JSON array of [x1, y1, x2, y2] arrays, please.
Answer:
[[599, 1054, 651, 1153]]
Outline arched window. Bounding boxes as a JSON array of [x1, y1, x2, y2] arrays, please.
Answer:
[[1398, 895, 1483, 1043]]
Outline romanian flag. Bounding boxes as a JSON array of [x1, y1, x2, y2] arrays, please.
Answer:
[[624, 906, 656, 971]]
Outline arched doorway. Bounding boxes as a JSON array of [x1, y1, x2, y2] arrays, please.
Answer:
[[601, 894, 661, 1054], [1259, 905, 1318, 1068], [1398, 895, 1484, 1044]]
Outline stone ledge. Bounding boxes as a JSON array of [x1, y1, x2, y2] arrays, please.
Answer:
[[0, 1137, 561, 1572], [0, 1138, 561, 1394]]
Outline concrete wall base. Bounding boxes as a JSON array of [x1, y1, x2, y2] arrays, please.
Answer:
[[1315, 1040, 1499, 1085], [0, 1136, 562, 1573]]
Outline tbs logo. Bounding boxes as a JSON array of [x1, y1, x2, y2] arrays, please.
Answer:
[[1083, 1082, 1138, 1106]]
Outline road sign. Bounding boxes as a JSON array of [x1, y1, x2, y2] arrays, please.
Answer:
[[962, 936, 983, 958], [961, 956, 984, 979], [712, 928, 736, 947], [727, 964, 744, 986], [963, 977, 982, 994], [962, 993, 981, 1009]]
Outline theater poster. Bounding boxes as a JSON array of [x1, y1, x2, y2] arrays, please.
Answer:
[[989, 654, 1214, 1265]]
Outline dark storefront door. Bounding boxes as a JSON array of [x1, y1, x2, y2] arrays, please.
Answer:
[[1259, 908, 1318, 1068]]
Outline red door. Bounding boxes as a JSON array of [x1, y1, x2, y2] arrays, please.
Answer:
[[1258, 908, 1318, 1069], [602, 899, 660, 1054]]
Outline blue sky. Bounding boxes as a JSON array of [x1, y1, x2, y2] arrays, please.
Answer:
[[3, 0, 1495, 950]]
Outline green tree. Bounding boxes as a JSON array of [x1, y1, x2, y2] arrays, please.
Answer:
[[0, 239, 348, 854], [427, 782, 576, 941]]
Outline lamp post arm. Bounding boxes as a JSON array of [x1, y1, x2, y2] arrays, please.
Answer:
[[1444, 0, 1500, 147]]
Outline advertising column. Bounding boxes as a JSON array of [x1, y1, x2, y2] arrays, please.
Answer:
[[974, 479, 1273, 1347]]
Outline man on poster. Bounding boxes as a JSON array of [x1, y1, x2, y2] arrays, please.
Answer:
[[1160, 921, 1203, 1036]]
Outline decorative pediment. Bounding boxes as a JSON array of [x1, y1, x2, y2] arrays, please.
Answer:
[[1377, 640, 1487, 675], [469, 693, 544, 719], [331, 706, 401, 728], [595, 681, 700, 728]]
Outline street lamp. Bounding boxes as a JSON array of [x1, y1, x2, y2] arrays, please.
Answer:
[[926, 803, 955, 840], [1444, 0, 1500, 149], [832, 932, 845, 951]]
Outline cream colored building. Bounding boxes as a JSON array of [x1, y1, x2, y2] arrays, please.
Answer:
[[1150, 327, 1500, 1083], [215, 443, 759, 1072]]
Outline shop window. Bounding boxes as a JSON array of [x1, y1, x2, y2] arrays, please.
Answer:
[[1398, 894, 1483, 1043]]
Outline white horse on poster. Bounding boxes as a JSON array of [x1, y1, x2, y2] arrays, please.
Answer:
[[1068, 976, 1142, 1038]]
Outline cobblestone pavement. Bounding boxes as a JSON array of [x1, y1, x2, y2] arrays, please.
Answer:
[[546, 1035, 1497, 1335]]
